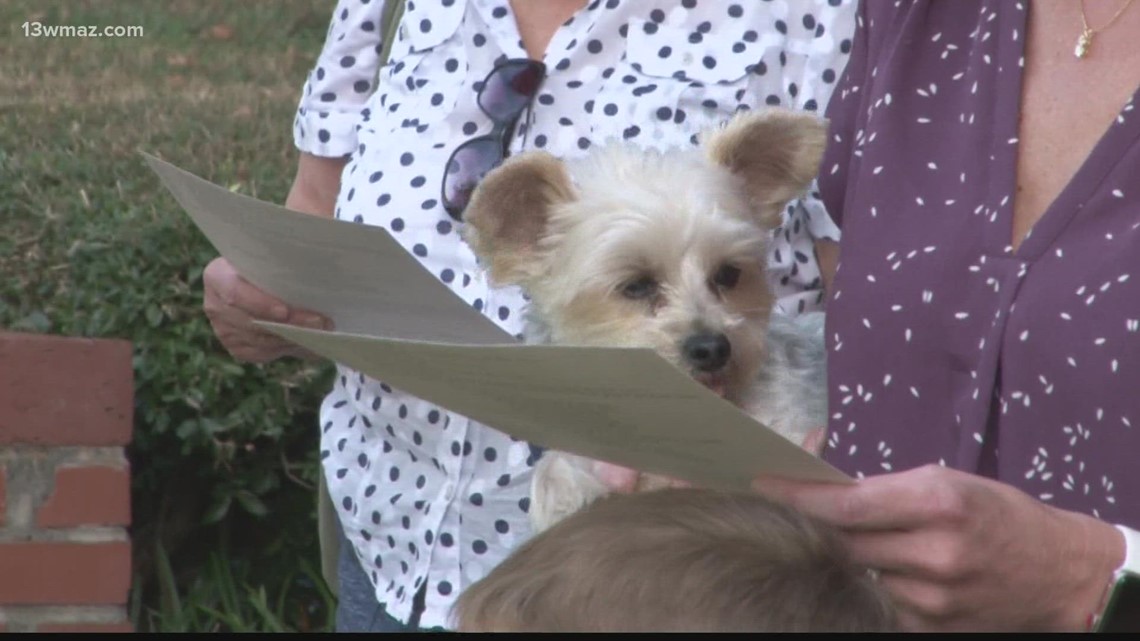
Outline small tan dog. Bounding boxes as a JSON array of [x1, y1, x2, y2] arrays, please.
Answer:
[[463, 109, 828, 531]]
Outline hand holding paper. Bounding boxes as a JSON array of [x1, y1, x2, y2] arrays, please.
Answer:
[[202, 256, 333, 363]]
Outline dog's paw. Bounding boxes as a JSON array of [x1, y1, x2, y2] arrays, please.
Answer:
[[529, 452, 610, 533]]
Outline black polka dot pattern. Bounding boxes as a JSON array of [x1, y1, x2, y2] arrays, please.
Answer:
[[293, 0, 854, 630]]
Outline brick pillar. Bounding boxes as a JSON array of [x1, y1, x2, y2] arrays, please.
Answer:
[[0, 333, 134, 632]]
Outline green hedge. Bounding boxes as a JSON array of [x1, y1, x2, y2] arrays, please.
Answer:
[[1, 147, 336, 631], [0, 0, 339, 631]]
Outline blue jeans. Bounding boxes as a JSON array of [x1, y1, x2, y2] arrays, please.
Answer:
[[335, 521, 430, 632]]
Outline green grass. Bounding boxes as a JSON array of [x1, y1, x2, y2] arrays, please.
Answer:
[[1, 0, 339, 632], [1, 0, 331, 327], [138, 538, 337, 632]]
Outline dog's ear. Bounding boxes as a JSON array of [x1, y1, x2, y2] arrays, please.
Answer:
[[462, 151, 576, 286], [702, 109, 827, 229]]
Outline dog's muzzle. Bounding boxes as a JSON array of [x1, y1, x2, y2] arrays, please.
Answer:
[[682, 332, 731, 372]]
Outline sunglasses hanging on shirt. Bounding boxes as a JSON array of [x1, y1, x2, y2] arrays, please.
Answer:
[[441, 58, 547, 221]]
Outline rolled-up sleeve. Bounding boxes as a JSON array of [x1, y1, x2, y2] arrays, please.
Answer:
[[293, 0, 387, 157]]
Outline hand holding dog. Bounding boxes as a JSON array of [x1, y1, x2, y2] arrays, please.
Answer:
[[592, 427, 827, 493], [752, 464, 1124, 631], [203, 257, 332, 363], [589, 460, 692, 494]]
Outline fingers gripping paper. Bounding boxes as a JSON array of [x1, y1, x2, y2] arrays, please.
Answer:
[[146, 154, 851, 488]]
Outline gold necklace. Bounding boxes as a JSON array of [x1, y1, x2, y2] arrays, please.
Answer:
[[1075, 0, 1137, 58]]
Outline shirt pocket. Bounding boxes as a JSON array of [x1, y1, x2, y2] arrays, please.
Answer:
[[379, 0, 469, 126], [601, 18, 770, 144]]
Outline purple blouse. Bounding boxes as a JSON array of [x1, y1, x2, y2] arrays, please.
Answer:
[[818, 0, 1139, 527]]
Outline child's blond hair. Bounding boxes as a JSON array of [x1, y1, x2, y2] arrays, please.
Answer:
[[453, 488, 895, 632]]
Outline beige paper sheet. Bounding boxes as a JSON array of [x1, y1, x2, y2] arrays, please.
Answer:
[[145, 154, 510, 344], [259, 322, 851, 489]]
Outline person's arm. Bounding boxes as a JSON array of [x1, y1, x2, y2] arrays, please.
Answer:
[[291, 0, 386, 158], [285, 152, 347, 218], [755, 2, 1125, 631], [203, 0, 385, 363], [753, 465, 1125, 631]]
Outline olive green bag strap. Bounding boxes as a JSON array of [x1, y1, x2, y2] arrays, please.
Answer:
[[378, 0, 407, 72], [317, 0, 406, 600]]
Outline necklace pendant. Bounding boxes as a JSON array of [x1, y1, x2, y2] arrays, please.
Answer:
[[1075, 28, 1093, 58]]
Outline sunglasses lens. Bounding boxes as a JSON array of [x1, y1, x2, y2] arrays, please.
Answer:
[[442, 137, 504, 219], [441, 60, 545, 220], [478, 61, 545, 124]]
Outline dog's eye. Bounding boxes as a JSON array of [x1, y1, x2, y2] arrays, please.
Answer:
[[620, 276, 658, 300], [712, 264, 741, 289]]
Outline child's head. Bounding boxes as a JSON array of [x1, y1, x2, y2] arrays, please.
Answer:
[[453, 488, 895, 632]]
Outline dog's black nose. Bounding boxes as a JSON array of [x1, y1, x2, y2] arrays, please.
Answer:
[[682, 332, 731, 372]]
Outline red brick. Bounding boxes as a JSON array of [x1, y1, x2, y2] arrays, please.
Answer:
[[36, 466, 130, 528], [36, 622, 133, 633], [0, 333, 133, 446], [0, 542, 130, 605]]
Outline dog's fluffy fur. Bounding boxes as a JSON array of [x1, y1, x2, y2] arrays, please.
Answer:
[[452, 488, 895, 632], [463, 109, 829, 531]]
